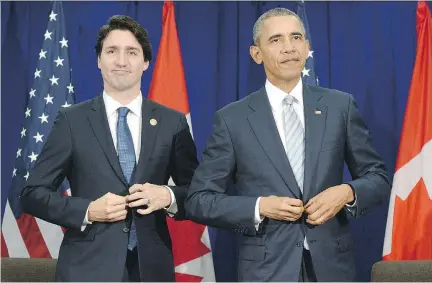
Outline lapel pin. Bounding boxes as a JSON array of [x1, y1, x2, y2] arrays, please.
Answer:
[[315, 110, 322, 115], [150, 118, 157, 126]]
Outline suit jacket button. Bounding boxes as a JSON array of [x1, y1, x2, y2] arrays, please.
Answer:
[[297, 242, 302, 247], [123, 227, 130, 233]]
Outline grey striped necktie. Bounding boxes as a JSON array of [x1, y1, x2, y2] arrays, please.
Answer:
[[282, 95, 305, 192]]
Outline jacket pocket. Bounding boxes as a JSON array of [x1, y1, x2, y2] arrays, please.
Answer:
[[63, 225, 97, 243]]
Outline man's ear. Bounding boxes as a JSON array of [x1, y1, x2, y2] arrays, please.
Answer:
[[142, 60, 150, 72], [250, 45, 263, 64]]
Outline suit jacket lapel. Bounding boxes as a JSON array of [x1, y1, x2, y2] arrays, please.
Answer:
[[131, 99, 160, 184], [247, 88, 301, 198], [87, 96, 127, 186], [302, 85, 327, 201]]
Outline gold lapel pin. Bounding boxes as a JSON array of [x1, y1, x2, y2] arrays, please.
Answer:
[[150, 118, 157, 126], [315, 110, 322, 115]]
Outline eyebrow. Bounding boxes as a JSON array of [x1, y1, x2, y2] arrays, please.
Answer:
[[290, 32, 304, 37], [268, 33, 283, 42], [105, 45, 141, 51], [267, 31, 304, 42]]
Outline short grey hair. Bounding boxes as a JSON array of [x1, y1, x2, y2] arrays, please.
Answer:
[[252, 7, 306, 45]]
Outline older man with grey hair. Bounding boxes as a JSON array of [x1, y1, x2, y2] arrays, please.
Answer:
[[186, 7, 390, 282]]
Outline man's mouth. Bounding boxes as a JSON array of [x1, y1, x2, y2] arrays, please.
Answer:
[[280, 58, 300, 64]]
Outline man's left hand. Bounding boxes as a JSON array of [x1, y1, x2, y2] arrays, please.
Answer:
[[126, 183, 172, 215], [304, 184, 354, 225]]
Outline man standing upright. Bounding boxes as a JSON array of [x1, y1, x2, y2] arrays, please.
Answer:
[[186, 8, 390, 281], [21, 15, 198, 282]]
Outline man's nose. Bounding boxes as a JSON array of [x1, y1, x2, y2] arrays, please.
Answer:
[[281, 39, 296, 54], [115, 52, 128, 66]]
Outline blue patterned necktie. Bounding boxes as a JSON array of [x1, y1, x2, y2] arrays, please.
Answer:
[[117, 107, 137, 250]]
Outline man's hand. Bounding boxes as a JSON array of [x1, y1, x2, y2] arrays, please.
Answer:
[[126, 183, 172, 215], [259, 196, 304, 222], [88, 192, 127, 222], [304, 184, 354, 225]]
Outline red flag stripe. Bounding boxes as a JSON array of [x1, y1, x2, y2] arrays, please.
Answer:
[[1, 232, 10, 257], [16, 214, 51, 258]]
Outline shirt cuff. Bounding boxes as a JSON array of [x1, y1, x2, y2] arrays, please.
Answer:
[[345, 197, 357, 208], [81, 206, 92, 231], [344, 185, 357, 216], [164, 186, 178, 217], [254, 197, 265, 231]]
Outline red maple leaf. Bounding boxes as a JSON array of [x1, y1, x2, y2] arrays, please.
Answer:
[[175, 273, 204, 282]]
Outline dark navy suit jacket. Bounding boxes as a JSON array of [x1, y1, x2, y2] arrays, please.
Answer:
[[21, 95, 198, 281], [186, 85, 390, 281]]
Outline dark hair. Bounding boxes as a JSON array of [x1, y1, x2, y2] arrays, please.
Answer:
[[95, 15, 152, 61]]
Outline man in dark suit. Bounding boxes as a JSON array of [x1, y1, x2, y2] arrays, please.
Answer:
[[185, 8, 391, 282], [20, 15, 198, 282]]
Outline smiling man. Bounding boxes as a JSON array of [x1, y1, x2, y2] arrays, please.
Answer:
[[20, 15, 198, 282], [185, 8, 390, 282]]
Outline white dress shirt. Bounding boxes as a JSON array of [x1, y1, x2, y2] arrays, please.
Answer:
[[253, 79, 356, 249], [82, 92, 177, 229]]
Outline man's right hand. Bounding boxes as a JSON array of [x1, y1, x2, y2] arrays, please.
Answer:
[[87, 192, 128, 222], [259, 196, 304, 222]]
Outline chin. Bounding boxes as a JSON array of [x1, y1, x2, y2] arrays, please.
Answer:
[[111, 80, 132, 89], [281, 73, 301, 82]]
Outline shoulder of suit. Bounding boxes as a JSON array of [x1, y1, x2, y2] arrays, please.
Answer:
[[58, 98, 94, 115], [306, 84, 353, 101], [216, 89, 260, 117], [144, 98, 185, 118]]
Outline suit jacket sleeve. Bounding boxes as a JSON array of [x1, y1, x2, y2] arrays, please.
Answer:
[[20, 110, 92, 230], [185, 111, 258, 235], [344, 94, 391, 217], [168, 114, 199, 220]]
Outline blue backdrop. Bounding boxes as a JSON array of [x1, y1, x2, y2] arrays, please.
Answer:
[[2, 1, 430, 281]]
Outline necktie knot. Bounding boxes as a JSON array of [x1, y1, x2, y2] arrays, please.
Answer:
[[118, 107, 130, 119], [283, 95, 295, 106]]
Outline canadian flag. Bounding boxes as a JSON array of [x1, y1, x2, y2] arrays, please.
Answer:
[[148, 1, 216, 281], [383, 1, 432, 260]]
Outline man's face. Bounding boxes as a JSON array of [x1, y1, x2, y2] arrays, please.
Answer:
[[250, 15, 309, 86], [98, 29, 149, 93]]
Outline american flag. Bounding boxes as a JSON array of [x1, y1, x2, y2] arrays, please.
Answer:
[[1, 1, 74, 258], [296, 1, 319, 86]]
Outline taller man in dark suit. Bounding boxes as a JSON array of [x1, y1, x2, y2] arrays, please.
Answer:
[[20, 15, 198, 282], [185, 8, 390, 282]]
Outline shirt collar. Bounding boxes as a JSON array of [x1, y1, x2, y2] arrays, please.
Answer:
[[103, 91, 142, 118], [265, 78, 303, 110]]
